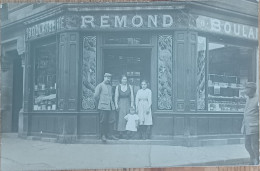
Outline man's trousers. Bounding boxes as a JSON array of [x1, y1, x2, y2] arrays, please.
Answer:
[[99, 110, 116, 137], [245, 133, 259, 164]]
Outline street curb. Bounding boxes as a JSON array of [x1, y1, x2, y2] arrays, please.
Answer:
[[23, 136, 244, 147], [2, 133, 245, 147]]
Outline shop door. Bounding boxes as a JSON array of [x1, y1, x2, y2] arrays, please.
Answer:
[[12, 53, 23, 132], [103, 48, 151, 97]]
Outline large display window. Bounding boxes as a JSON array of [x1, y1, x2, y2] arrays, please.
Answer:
[[33, 40, 57, 111], [207, 42, 254, 112], [197, 36, 255, 112]]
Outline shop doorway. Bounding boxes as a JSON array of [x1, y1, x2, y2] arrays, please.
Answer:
[[103, 48, 151, 96], [1, 50, 23, 133], [12, 52, 23, 132]]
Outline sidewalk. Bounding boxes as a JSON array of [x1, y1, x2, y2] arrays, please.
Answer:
[[1, 133, 252, 171]]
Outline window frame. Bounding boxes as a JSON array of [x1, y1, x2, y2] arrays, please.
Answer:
[[30, 37, 58, 112], [197, 34, 257, 113]]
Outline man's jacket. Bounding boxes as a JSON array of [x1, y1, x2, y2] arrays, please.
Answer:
[[241, 94, 259, 135], [94, 81, 115, 110]]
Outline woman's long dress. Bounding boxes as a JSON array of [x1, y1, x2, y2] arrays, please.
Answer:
[[135, 88, 152, 125], [116, 85, 131, 131]]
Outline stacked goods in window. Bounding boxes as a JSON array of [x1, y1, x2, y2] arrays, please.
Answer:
[[33, 83, 57, 111], [208, 43, 252, 112], [33, 43, 57, 111], [208, 74, 246, 112]]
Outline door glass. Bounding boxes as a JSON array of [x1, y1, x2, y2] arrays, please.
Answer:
[[103, 49, 151, 97]]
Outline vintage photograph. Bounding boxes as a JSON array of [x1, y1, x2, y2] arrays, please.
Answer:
[[1, 1, 259, 171]]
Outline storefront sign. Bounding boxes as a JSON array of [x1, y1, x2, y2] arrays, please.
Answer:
[[194, 15, 258, 40], [80, 14, 187, 29], [26, 14, 258, 41], [26, 20, 56, 40], [26, 17, 65, 40], [26, 14, 187, 39]]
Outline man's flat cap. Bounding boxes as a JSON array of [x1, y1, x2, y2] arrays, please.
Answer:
[[104, 73, 112, 77]]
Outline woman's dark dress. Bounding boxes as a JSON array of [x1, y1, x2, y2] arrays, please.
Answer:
[[117, 84, 131, 131]]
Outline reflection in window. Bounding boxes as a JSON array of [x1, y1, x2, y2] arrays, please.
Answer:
[[208, 43, 253, 112], [197, 37, 206, 110], [33, 42, 57, 111]]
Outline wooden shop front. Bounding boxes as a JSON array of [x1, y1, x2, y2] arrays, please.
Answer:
[[19, 2, 258, 144]]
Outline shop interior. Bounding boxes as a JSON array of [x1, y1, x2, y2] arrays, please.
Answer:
[[33, 42, 57, 111], [103, 48, 151, 96], [208, 43, 253, 112]]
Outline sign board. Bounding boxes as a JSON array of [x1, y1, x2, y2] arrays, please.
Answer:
[[26, 17, 64, 40], [193, 15, 258, 40], [81, 14, 180, 29], [26, 13, 258, 41]]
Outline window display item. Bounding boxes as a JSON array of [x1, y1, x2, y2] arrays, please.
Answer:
[[208, 43, 252, 112], [33, 42, 57, 111]]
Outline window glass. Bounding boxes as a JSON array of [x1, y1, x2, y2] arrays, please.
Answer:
[[104, 35, 150, 45], [208, 42, 253, 112], [33, 42, 57, 111]]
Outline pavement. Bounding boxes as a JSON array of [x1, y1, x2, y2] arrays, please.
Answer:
[[0, 133, 255, 171]]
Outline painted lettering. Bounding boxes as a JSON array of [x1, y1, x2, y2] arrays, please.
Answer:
[[132, 15, 143, 27], [248, 27, 255, 39], [234, 24, 240, 36], [115, 15, 127, 27], [211, 19, 221, 32], [148, 15, 158, 27], [242, 25, 248, 38], [81, 16, 95, 28], [163, 15, 173, 27], [224, 22, 231, 34], [101, 15, 110, 28]]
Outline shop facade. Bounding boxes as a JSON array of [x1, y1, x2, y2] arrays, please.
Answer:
[[2, 2, 258, 143]]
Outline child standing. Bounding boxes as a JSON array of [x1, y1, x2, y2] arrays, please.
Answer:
[[124, 107, 139, 139]]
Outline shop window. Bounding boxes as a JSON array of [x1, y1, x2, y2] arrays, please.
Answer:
[[104, 34, 150, 45], [33, 42, 57, 111], [197, 36, 206, 110], [207, 42, 253, 112]]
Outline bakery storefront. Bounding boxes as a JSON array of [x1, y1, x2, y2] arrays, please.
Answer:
[[20, 3, 258, 143]]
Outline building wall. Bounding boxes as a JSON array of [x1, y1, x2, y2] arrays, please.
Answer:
[[1, 1, 258, 27], [1, 1, 258, 140], [1, 63, 13, 132]]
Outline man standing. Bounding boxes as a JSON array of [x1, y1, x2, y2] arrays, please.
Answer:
[[94, 73, 118, 143], [241, 82, 259, 165]]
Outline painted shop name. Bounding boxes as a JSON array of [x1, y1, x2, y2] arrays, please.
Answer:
[[81, 15, 175, 28], [26, 17, 64, 40], [26, 14, 258, 41], [195, 16, 258, 40]]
